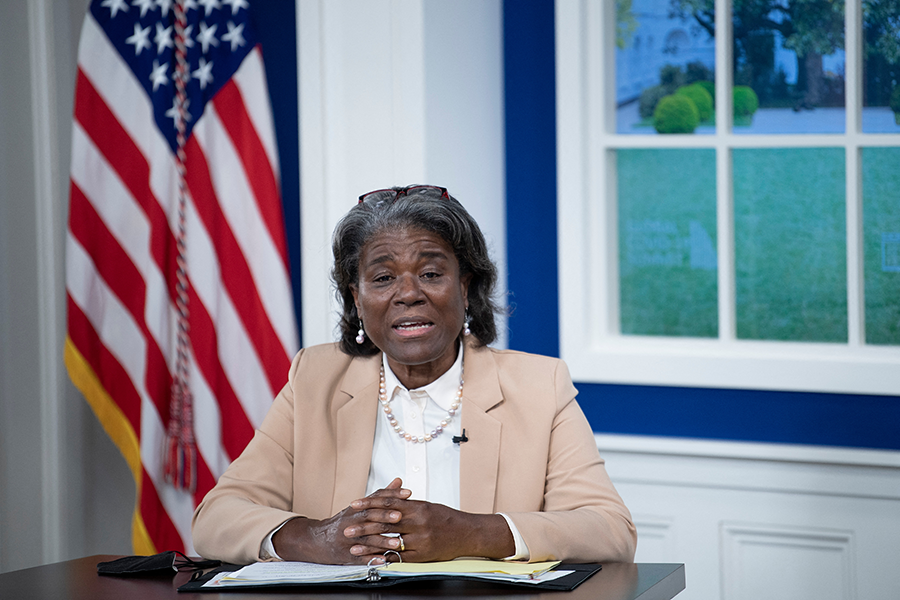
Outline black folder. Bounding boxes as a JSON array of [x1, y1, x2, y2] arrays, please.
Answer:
[[177, 562, 602, 592]]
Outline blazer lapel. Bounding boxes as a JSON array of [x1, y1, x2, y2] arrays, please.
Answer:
[[331, 353, 381, 514], [459, 341, 504, 514]]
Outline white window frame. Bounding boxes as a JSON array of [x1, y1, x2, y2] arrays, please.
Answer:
[[556, 0, 900, 396]]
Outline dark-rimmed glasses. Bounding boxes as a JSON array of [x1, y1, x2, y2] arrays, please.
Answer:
[[357, 185, 449, 205]]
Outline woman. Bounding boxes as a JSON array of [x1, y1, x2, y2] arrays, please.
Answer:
[[192, 185, 636, 565]]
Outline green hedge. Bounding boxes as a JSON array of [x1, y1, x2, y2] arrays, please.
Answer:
[[677, 84, 713, 122], [654, 94, 700, 134], [695, 80, 715, 103], [733, 85, 759, 118]]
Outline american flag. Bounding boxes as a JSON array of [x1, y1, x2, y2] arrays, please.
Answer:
[[65, 0, 297, 555]]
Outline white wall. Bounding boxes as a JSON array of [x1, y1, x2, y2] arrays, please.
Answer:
[[297, 0, 506, 348], [0, 0, 134, 574]]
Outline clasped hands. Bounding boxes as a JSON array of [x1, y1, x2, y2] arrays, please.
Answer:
[[272, 477, 514, 565]]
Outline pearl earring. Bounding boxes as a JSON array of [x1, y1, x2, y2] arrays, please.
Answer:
[[356, 320, 366, 344], [463, 311, 471, 336]]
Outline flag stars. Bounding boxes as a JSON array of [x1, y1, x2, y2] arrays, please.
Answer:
[[193, 57, 214, 90], [197, 22, 219, 54], [166, 98, 192, 127], [154, 22, 173, 54], [149, 59, 169, 91], [198, 0, 221, 17], [222, 0, 249, 14], [132, 0, 155, 18], [101, 0, 129, 18], [183, 25, 196, 49], [126, 22, 152, 56], [156, 0, 173, 16], [222, 21, 245, 52]]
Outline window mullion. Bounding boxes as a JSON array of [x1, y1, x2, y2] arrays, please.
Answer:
[[716, 0, 735, 340], [715, 0, 733, 135], [846, 0, 864, 346], [847, 145, 864, 346], [845, 0, 862, 136]]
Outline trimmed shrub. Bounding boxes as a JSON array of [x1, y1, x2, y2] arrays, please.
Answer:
[[639, 84, 671, 119], [696, 80, 715, 103], [733, 85, 759, 118], [654, 94, 700, 134], [677, 84, 714, 122]]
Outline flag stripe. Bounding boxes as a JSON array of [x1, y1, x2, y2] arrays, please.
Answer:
[[195, 106, 297, 360], [68, 5, 298, 555], [184, 136, 289, 396], [68, 237, 198, 552], [67, 296, 144, 452], [74, 74, 264, 452], [68, 183, 173, 420], [186, 284, 256, 459], [73, 69, 174, 289], [67, 244, 205, 552], [232, 49, 280, 177], [187, 352, 232, 478], [139, 467, 186, 553], [73, 76, 256, 464], [181, 193, 276, 430], [212, 81, 289, 268], [66, 240, 150, 430]]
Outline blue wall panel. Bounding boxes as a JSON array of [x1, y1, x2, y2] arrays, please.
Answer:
[[579, 383, 900, 450], [503, 0, 560, 358]]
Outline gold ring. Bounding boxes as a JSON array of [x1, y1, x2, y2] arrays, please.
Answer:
[[398, 535, 405, 552]]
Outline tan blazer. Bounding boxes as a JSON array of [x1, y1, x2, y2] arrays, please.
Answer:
[[192, 340, 636, 564]]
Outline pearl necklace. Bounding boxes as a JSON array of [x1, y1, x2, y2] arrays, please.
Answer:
[[379, 365, 462, 444]]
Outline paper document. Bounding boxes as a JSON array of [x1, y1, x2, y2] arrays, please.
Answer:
[[382, 559, 560, 577], [218, 562, 371, 585], [203, 559, 564, 588]]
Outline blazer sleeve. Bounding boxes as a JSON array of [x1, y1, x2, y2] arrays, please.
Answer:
[[504, 360, 637, 563], [191, 350, 304, 564]]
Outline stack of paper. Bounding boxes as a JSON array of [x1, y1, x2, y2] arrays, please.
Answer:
[[381, 560, 566, 584], [201, 559, 568, 588], [207, 562, 373, 587]]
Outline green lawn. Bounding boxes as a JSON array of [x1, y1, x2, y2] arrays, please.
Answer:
[[617, 149, 718, 337], [616, 147, 899, 345], [733, 148, 848, 342], [863, 147, 900, 345]]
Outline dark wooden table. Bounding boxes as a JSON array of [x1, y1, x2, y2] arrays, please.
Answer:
[[0, 555, 684, 600]]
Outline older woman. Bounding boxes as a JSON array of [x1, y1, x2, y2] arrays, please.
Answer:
[[192, 185, 636, 565]]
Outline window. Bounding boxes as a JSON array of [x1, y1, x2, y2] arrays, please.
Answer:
[[556, 0, 900, 395]]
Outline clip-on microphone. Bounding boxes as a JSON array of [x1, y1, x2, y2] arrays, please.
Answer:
[[452, 429, 468, 444]]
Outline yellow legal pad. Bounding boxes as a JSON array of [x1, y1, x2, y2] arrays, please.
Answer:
[[381, 559, 560, 578]]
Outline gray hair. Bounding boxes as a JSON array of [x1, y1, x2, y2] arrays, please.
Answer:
[[331, 186, 499, 355]]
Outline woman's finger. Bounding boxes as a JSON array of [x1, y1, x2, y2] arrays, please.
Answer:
[[353, 477, 410, 503], [351, 493, 410, 511], [347, 534, 404, 555], [343, 513, 402, 538]]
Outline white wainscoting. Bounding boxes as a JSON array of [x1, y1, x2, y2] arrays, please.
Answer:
[[595, 434, 900, 600]]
